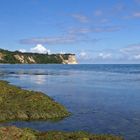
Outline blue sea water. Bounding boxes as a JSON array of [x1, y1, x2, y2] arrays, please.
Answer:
[[0, 64, 140, 140]]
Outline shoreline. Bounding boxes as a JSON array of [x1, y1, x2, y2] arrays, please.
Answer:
[[0, 126, 123, 140], [0, 80, 70, 122], [0, 80, 123, 140]]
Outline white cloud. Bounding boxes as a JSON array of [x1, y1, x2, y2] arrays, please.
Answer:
[[20, 35, 77, 45], [72, 14, 89, 23], [120, 44, 140, 55], [60, 51, 66, 54], [20, 34, 98, 45], [98, 52, 112, 59], [78, 51, 91, 60], [19, 49, 26, 53], [69, 26, 122, 35], [30, 44, 50, 54], [120, 43, 140, 61], [79, 52, 87, 57], [126, 12, 140, 19], [133, 12, 140, 18], [134, 54, 140, 60], [100, 18, 109, 23], [47, 49, 51, 54], [94, 10, 103, 16], [69, 28, 91, 34]]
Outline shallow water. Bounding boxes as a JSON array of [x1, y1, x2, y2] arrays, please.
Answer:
[[0, 64, 140, 140]]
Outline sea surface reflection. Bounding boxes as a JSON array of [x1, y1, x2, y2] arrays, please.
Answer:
[[0, 64, 140, 140]]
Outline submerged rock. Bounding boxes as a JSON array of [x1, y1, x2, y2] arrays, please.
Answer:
[[0, 126, 124, 140], [0, 80, 70, 122], [0, 81, 124, 139]]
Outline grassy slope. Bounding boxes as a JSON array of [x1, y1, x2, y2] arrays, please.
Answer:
[[0, 126, 124, 140], [0, 80, 70, 122]]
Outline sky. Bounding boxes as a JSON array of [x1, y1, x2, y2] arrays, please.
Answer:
[[0, 0, 140, 64]]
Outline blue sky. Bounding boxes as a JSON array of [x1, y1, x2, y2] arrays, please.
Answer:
[[0, 0, 140, 63]]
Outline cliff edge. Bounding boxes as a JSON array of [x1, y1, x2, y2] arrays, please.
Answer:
[[0, 49, 77, 64]]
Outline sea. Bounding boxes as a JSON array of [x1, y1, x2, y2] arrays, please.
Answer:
[[0, 64, 140, 140]]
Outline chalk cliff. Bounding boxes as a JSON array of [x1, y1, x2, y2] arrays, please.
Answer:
[[0, 49, 77, 64]]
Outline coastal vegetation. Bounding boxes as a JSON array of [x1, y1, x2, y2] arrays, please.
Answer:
[[0, 48, 77, 64], [0, 80, 70, 122], [0, 81, 123, 139], [0, 126, 124, 140]]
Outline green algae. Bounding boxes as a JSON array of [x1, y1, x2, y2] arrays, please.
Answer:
[[0, 80, 70, 122], [0, 80, 124, 139], [0, 126, 124, 140]]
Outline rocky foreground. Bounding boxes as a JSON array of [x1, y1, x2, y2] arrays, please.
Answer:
[[0, 80, 123, 140], [0, 126, 123, 140], [0, 80, 70, 122]]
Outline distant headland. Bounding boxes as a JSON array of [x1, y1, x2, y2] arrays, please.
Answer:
[[0, 48, 77, 64]]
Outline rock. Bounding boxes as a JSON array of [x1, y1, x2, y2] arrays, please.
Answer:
[[0, 126, 124, 140], [0, 80, 70, 122]]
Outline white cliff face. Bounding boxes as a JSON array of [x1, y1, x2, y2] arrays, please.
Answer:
[[62, 55, 77, 64], [14, 55, 27, 63], [0, 48, 77, 64], [0, 53, 4, 60], [14, 54, 77, 64], [14, 55, 36, 64], [27, 56, 36, 63]]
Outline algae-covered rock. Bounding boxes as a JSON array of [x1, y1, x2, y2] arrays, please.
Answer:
[[0, 80, 70, 122], [0, 126, 36, 140], [0, 126, 124, 140], [39, 131, 124, 140]]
